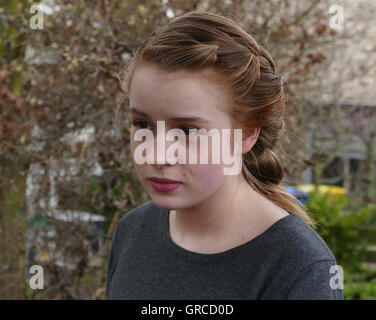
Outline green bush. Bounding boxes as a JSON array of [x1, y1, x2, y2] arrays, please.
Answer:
[[343, 267, 376, 300], [344, 281, 376, 300], [305, 191, 374, 272]]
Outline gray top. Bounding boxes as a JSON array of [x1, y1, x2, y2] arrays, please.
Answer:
[[106, 201, 344, 300]]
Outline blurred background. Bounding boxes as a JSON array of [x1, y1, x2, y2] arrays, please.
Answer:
[[0, 0, 375, 300]]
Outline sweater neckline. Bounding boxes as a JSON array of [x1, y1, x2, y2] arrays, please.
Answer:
[[158, 206, 296, 264]]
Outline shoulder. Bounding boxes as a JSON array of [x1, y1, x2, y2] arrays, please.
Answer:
[[110, 200, 162, 252], [118, 200, 160, 223], [259, 213, 343, 299], [271, 213, 337, 263], [282, 258, 344, 299], [116, 200, 161, 232]]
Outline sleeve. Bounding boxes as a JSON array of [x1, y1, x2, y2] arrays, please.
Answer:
[[282, 260, 344, 300], [105, 220, 124, 300]]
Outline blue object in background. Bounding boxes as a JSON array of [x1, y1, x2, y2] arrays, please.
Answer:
[[285, 186, 309, 204]]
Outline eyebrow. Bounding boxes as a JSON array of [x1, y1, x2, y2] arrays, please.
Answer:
[[130, 107, 210, 124]]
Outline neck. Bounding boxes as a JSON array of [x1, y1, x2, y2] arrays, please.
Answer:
[[170, 173, 266, 239]]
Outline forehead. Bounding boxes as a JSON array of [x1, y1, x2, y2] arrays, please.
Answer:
[[129, 63, 229, 119]]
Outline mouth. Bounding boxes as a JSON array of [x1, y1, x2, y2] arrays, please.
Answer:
[[148, 177, 182, 192]]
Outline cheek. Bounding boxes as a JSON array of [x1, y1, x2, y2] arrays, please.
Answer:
[[130, 135, 145, 174], [186, 163, 225, 190], [130, 130, 147, 164]]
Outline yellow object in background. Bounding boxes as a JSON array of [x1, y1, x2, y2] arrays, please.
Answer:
[[297, 184, 346, 201], [38, 250, 50, 263]]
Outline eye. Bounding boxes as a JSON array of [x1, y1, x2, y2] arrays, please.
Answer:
[[131, 120, 152, 130], [180, 127, 198, 136]]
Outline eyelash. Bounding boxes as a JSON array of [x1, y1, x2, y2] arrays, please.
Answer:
[[131, 120, 199, 136]]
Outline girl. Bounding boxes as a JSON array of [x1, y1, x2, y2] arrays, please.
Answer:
[[106, 11, 343, 300]]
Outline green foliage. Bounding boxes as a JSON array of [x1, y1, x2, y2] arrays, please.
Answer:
[[362, 204, 376, 226], [343, 267, 376, 300], [344, 282, 376, 300], [306, 191, 373, 272]]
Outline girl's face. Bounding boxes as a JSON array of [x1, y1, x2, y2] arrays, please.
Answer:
[[129, 62, 239, 210]]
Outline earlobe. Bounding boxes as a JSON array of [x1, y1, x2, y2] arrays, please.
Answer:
[[242, 127, 260, 154]]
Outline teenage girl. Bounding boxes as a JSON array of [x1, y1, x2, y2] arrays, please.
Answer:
[[106, 11, 343, 300]]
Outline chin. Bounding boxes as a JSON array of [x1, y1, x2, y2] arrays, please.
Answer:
[[149, 195, 190, 211]]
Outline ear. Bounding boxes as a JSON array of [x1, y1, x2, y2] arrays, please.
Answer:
[[242, 127, 260, 154]]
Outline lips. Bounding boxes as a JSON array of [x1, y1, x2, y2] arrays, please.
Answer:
[[148, 177, 182, 192]]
